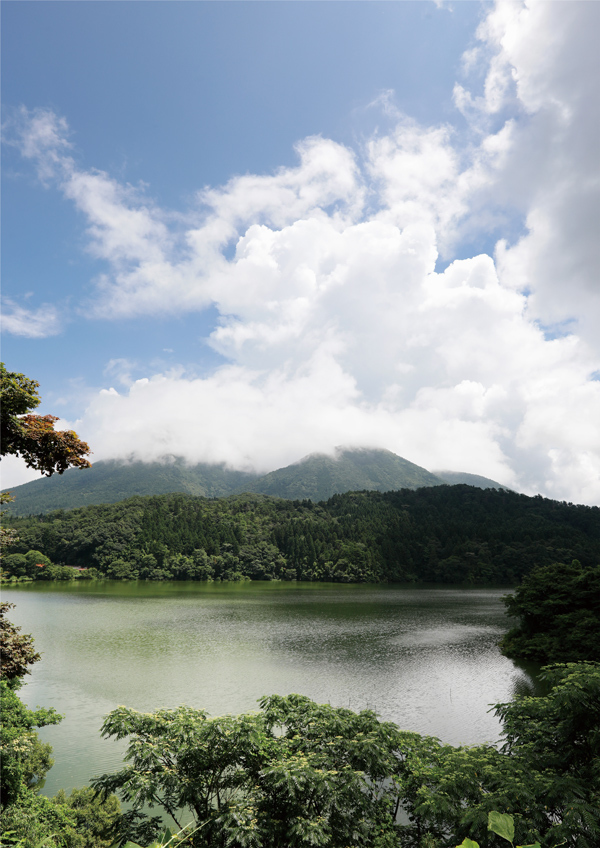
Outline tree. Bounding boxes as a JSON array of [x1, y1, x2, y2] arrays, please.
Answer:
[[0, 604, 122, 848], [92, 695, 403, 847], [0, 678, 62, 807], [0, 491, 19, 550], [0, 603, 62, 808], [1, 786, 122, 848], [500, 561, 600, 663], [0, 363, 91, 476], [494, 662, 600, 847], [0, 602, 41, 682], [92, 668, 600, 848]]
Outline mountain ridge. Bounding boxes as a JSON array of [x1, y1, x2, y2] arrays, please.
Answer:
[[3, 447, 508, 515], [432, 470, 512, 491]]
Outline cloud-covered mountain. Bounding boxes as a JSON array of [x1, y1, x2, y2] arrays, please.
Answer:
[[243, 447, 445, 502], [5, 448, 462, 515]]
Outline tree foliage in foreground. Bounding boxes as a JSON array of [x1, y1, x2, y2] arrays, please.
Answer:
[[93, 663, 600, 848], [500, 560, 600, 663], [0, 606, 121, 848], [0, 602, 41, 682], [456, 810, 542, 848], [0, 363, 91, 477]]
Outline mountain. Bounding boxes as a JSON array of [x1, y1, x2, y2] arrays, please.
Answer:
[[240, 447, 446, 501], [4, 459, 261, 516], [4, 449, 501, 517], [5, 448, 446, 515], [432, 470, 511, 490]]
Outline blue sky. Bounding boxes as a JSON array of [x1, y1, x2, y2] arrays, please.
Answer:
[[3, 1, 485, 398], [2, 1, 599, 503]]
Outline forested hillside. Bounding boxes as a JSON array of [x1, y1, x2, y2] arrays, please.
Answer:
[[5, 485, 599, 584]]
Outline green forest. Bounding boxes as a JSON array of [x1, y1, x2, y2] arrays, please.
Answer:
[[3, 485, 600, 585]]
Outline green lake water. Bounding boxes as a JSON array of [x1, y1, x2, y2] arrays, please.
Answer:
[[3, 581, 538, 796]]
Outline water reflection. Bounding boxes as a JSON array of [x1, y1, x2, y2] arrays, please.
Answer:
[[4, 582, 538, 795]]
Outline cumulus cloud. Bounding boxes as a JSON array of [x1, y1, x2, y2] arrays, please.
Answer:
[[466, 0, 600, 340], [4, 0, 599, 504], [66, 248, 598, 503]]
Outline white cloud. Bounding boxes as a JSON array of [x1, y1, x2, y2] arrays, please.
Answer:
[[469, 0, 600, 342], [5, 0, 600, 504], [1, 299, 62, 338]]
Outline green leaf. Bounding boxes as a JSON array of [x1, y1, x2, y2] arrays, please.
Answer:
[[455, 840, 480, 848], [518, 844, 541, 848], [488, 811, 515, 844]]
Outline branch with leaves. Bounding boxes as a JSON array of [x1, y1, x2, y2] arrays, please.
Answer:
[[0, 602, 41, 683], [92, 666, 600, 848], [0, 363, 91, 477]]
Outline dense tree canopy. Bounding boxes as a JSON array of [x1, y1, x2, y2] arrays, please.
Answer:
[[0, 363, 91, 476], [0, 602, 41, 682], [0, 603, 62, 809], [93, 664, 600, 848], [4, 486, 599, 585], [500, 561, 600, 663]]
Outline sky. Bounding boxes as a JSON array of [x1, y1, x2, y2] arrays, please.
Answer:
[[2, 0, 599, 505]]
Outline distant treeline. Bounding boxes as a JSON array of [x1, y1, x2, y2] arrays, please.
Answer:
[[3, 485, 600, 584]]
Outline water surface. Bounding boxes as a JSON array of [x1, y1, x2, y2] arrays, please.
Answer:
[[4, 581, 535, 795]]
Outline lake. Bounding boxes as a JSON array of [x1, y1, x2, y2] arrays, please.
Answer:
[[4, 581, 538, 796]]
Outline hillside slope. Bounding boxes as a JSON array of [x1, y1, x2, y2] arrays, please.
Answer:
[[237, 447, 446, 501], [4, 459, 260, 515], [433, 470, 510, 490]]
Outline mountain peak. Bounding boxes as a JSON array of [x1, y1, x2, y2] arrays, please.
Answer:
[[240, 447, 445, 501]]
